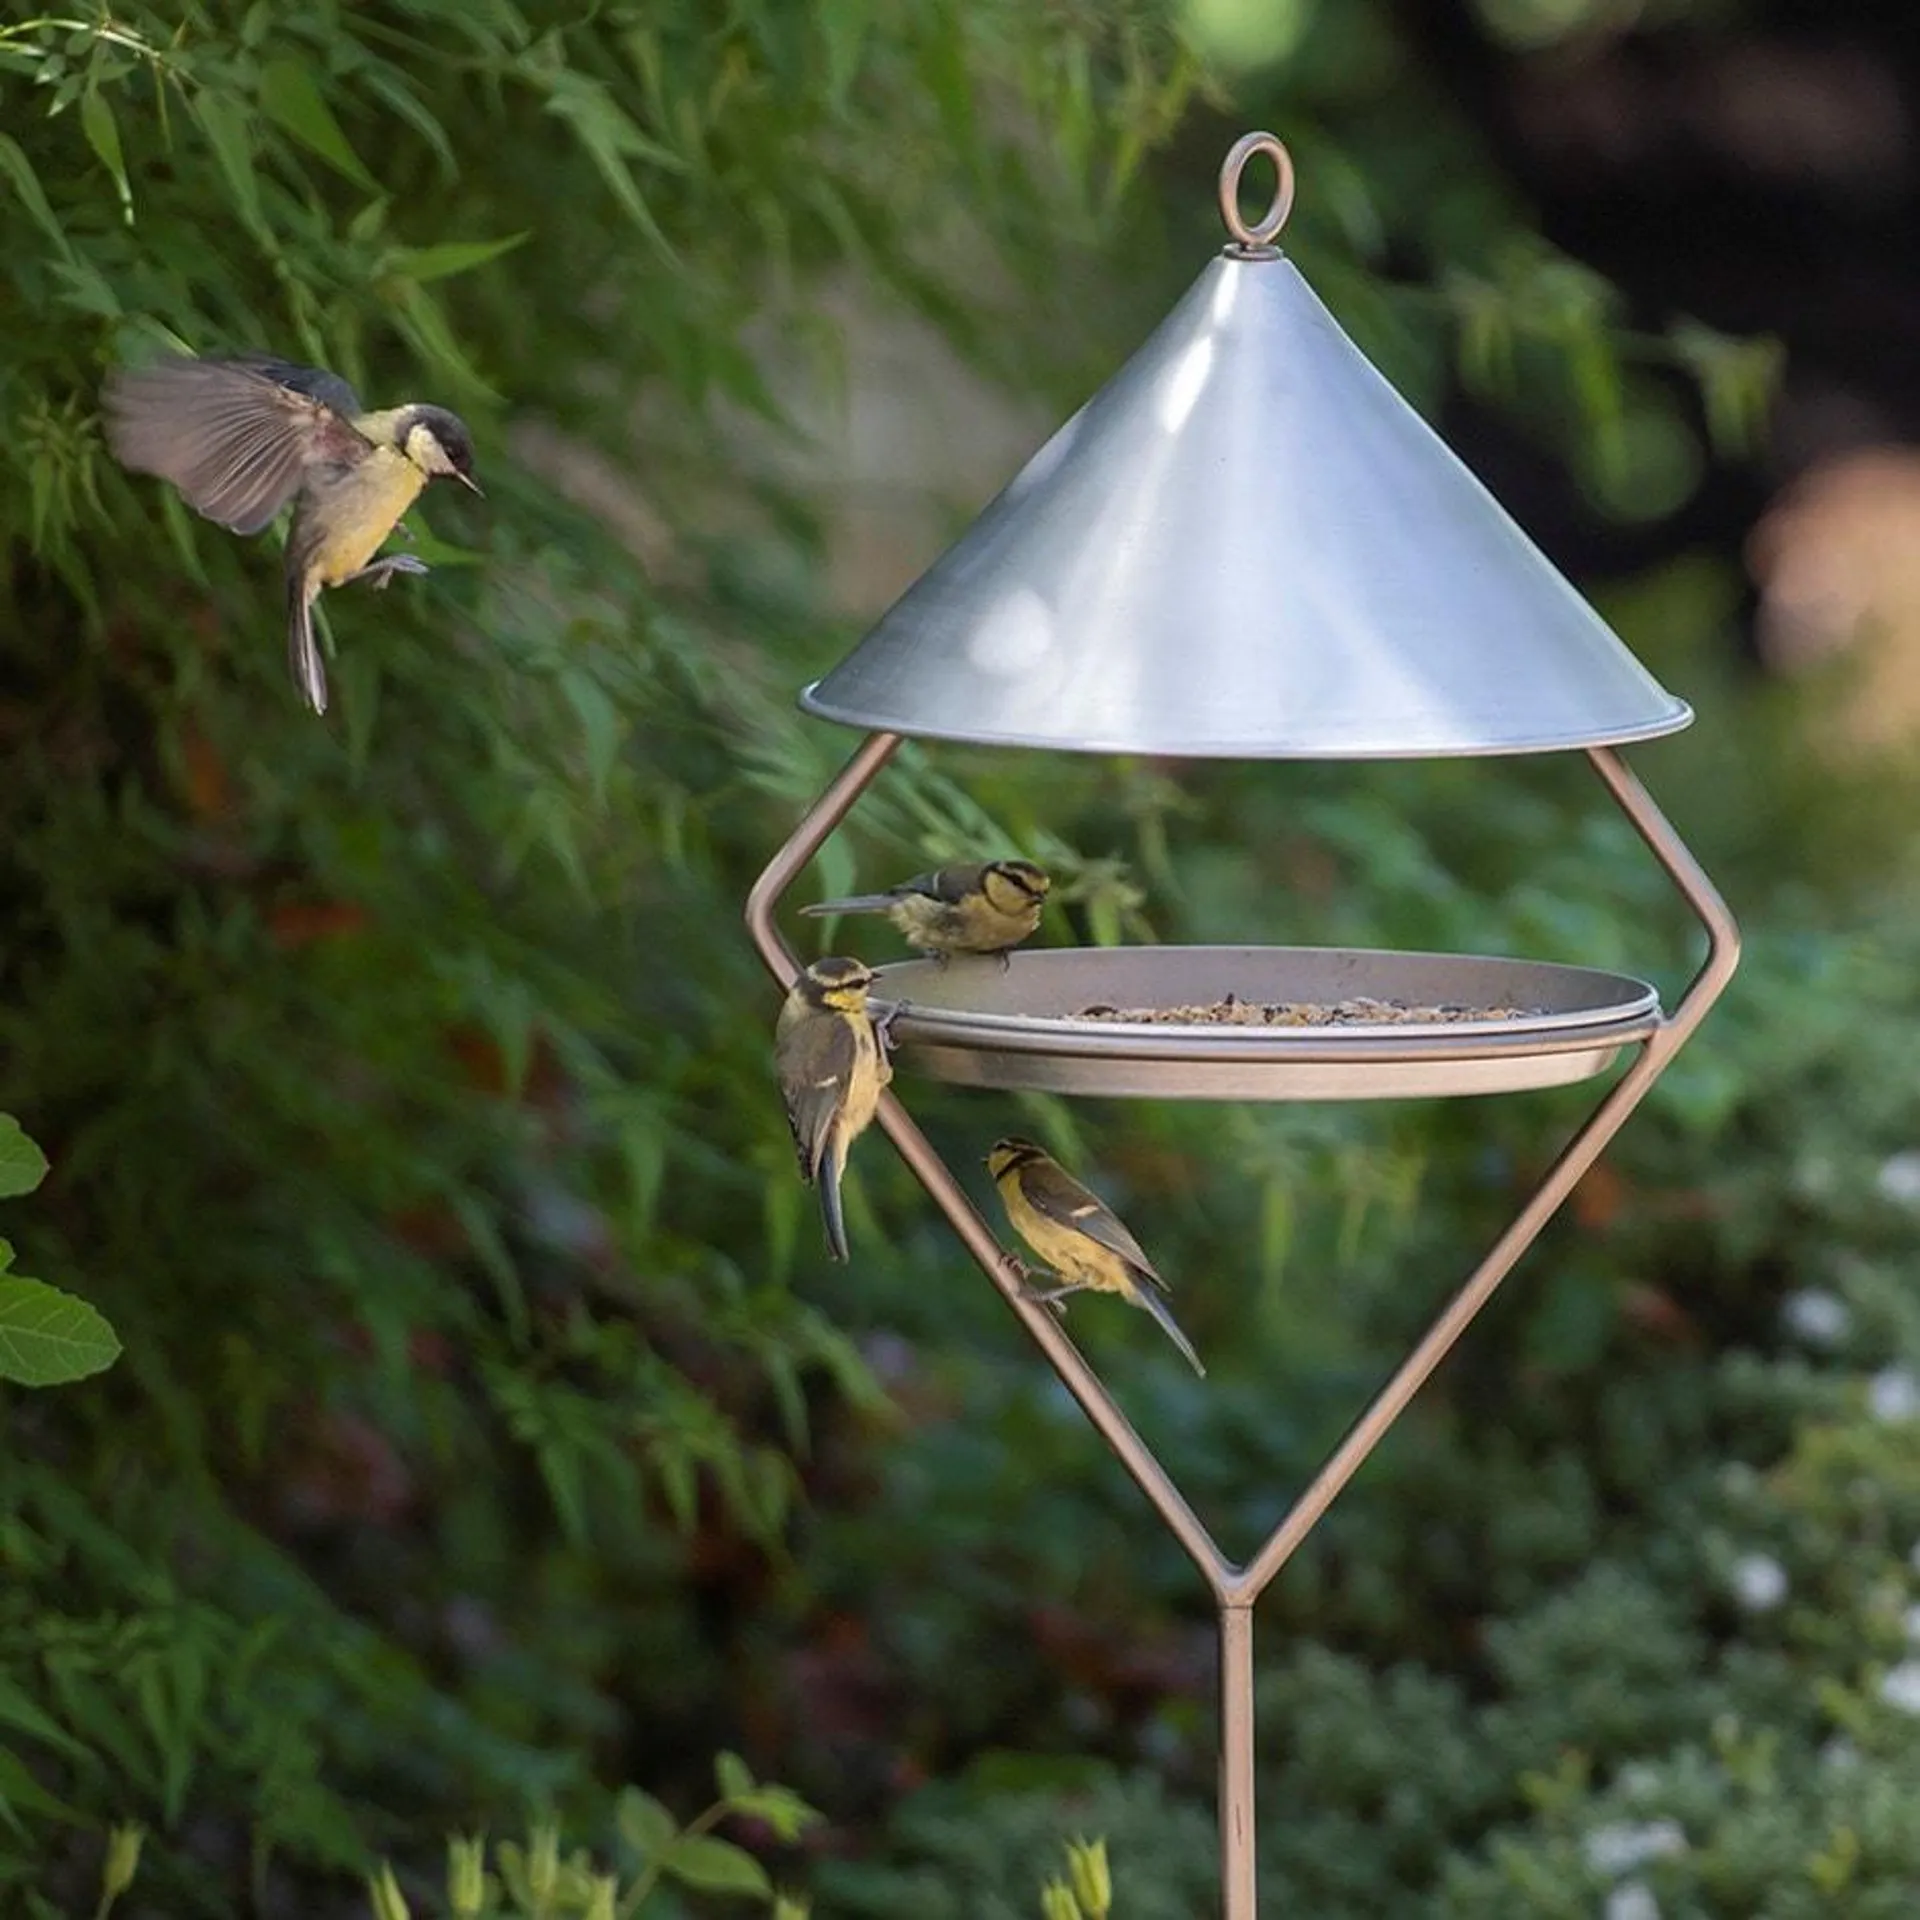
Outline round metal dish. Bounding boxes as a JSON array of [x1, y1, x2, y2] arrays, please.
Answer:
[[869, 946, 1662, 1101]]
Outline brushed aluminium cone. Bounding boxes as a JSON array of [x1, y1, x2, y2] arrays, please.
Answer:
[[802, 250, 1691, 758]]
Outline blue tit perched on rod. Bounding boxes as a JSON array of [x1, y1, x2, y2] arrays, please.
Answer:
[[775, 956, 893, 1262], [801, 859, 1050, 964], [103, 352, 482, 716], [986, 1137, 1205, 1377]]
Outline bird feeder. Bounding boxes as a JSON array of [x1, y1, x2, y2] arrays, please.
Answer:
[[745, 134, 1738, 1919]]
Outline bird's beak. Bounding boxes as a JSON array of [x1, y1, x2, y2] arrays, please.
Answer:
[[455, 472, 485, 498]]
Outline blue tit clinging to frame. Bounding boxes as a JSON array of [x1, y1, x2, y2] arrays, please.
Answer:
[[802, 859, 1050, 963], [775, 956, 893, 1263], [986, 1137, 1205, 1377], [104, 352, 482, 716]]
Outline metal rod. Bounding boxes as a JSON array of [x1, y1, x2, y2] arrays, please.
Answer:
[[1219, 1603, 1258, 1920], [1234, 749, 1740, 1600], [744, 731, 903, 989], [1587, 745, 1743, 1054]]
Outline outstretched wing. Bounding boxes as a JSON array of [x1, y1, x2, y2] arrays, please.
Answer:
[[104, 354, 369, 536], [1018, 1156, 1167, 1289], [776, 1012, 861, 1182]]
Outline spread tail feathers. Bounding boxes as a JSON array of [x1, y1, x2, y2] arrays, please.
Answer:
[[800, 895, 895, 918], [1134, 1281, 1206, 1378], [286, 578, 328, 715]]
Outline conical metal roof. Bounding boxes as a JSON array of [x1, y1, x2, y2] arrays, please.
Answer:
[[801, 139, 1690, 759]]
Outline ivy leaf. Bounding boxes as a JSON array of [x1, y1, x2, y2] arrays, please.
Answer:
[[0, 1117, 50, 1199], [259, 58, 380, 191], [661, 1835, 771, 1897], [0, 1277, 122, 1386]]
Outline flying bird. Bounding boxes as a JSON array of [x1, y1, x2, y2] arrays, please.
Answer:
[[104, 352, 482, 714]]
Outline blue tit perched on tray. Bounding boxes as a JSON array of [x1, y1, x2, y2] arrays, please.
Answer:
[[802, 859, 1050, 963], [104, 352, 482, 715], [775, 956, 893, 1262], [987, 1136, 1205, 1377]]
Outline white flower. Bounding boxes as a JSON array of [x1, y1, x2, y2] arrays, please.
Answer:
[[1869, 1367, 1920, 1423], [1729, 1553, 1788, 1611], [1782, 1289, 1851, 1347], [1606, 1884, 1662, 1920], [1881, 1661, 1920, 1714], [1584, 1820, 1687, 1878], [1877, 1150, 1920, 1208]]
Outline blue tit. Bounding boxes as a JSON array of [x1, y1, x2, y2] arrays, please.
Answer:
[[776, 956, 892, 1262], [802, 859, 1049, 963], [986, 1136, 1205, 1377], [104, 352, 482, 715]]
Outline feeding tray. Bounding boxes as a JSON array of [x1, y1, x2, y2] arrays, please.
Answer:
[[870, 946, 1660, 1100]]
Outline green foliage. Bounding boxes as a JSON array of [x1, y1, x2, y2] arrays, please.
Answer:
[[0, 1113, 120, 1386], [363, 1754, 819, 1917]]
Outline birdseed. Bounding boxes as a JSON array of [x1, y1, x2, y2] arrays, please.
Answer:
[[1071, 994, 1543, 1027]]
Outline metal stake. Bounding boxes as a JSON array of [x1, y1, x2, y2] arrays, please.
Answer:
[[746, 740, 1737, 1917]]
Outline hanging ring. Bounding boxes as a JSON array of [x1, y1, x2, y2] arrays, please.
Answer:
[[1217, 131, 1296, 253]]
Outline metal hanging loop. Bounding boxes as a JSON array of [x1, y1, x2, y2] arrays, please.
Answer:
[[1217, 131, 1296, 254]]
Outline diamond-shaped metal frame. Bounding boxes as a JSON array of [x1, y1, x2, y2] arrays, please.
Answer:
[[746, 736, 1738, 1919]]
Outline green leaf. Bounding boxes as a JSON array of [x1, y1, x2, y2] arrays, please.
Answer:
[[725, 1785, 821, 1842], [386, 233, 531, 283], [0, 134, 74, 261], [259, 58, 379, 191], [0, 1677, 95, 1766], [615, 1786, 677, 1859], [0, 1118, 49, 1198], [819, 0, 875, 106], [0, 1277, 122, 1386], [80, 85, 132, 222], [0, 1745, 84, 1830], [561, 671, 622, 808], [190, 88, 266, 238], [714, 1750, 754, 1801], [662, 1834, 771, 1897]]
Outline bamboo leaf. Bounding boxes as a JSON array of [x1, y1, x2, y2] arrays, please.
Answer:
[[80, 84, 132, 222], [189, 88, 266, 237], [386, 232, 530, 283], [0, 133, 74, 260], [259, 58, 379, 191]]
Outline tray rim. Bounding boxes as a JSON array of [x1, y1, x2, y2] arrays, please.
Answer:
[[868, 944, 1663, 1056]]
